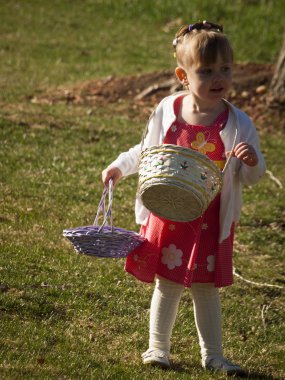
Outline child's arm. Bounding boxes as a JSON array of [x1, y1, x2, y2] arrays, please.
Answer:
[[102, 166, 122, 187], [101, 103, 163, 187], [228, 142, 259, 167], [107, 143, 142, 178], [234, 118, 266, 185], [100, 144, 139, 189]]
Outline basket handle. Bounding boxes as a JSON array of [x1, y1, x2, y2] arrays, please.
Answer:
[[221, 120, 238, 174], [93, 179, 113, 232]]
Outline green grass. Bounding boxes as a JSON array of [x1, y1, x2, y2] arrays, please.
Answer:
[[1, 1, 285, 379], [1, 0, 285, 101]]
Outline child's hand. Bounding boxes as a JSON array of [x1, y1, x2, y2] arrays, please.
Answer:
[[227, 142, 258, 167], [102, 167, 122, 187]]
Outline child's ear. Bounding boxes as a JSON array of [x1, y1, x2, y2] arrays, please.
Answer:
[[175, 67, 188, 87]]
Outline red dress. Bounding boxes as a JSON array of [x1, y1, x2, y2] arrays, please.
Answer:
[[125, 96, 234, 288]]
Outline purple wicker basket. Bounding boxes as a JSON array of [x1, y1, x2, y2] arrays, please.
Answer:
[[63, 180, 145, 258]]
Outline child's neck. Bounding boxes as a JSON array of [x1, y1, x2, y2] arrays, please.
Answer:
[[178, 95, 226, 127]]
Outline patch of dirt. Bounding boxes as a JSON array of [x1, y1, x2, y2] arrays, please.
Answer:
[[30, 63, 285, 131]]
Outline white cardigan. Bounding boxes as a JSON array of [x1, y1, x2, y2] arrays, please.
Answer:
[[110, 92, 266, 242]]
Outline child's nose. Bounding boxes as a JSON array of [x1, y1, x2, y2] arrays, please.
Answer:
[[213, 72, 223, 82]]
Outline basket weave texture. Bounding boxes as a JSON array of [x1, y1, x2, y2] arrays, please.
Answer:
[[63, 181, 145, 258], [138, 144, 222, 222]]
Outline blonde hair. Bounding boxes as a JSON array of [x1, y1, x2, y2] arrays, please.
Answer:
[[174, 24, 233, 69]]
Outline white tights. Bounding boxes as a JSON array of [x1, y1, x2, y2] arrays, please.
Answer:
[[149, 276, 223, 361]]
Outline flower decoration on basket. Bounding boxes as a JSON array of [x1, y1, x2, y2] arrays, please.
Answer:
[[138, 144, 223, 222], [63, 179, 145, 258]]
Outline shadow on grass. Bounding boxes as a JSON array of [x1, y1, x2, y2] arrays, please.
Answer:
[[242, 373, 284, 380], [170, 362, 283, 380]]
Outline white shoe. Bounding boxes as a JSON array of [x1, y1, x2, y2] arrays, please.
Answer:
[[203, 356, 246, 376], [141, 349, 170, 368]]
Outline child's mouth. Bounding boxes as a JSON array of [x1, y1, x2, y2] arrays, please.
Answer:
[[210, 88, 223, 92]]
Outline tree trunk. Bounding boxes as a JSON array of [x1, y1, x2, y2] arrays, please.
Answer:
[[270, 35, 285, 101]]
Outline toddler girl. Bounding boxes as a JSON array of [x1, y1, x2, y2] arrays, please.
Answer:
[[102, 21, 266, 375]]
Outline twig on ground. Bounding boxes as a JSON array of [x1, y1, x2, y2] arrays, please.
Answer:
[[233, 267, 284, 290], [261, 304, 267, 328], [266, 170, 283, 188], [261, 301, 275, 330], [135, 78, 179, 100]]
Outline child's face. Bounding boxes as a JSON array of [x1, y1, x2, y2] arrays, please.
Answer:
[[186, 53, 233, 104]]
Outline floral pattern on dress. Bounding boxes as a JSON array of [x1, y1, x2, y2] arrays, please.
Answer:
[[207, 255, 215, 272], [161, 244, 183, 270]]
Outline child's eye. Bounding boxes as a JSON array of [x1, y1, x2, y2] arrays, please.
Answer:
[[199, 68, 212, 75], [221, 66, 231, 73]]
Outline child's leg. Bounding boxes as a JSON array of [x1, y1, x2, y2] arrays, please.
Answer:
[[191, 283, 244, 374], [190, 283, 223, 361], [148, 276, 184, 354]]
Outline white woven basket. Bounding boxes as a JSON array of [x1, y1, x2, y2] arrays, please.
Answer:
[[138, 144, 223, 222]]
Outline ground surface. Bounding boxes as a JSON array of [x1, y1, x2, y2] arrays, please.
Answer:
[[30, 63, 284, 132]]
